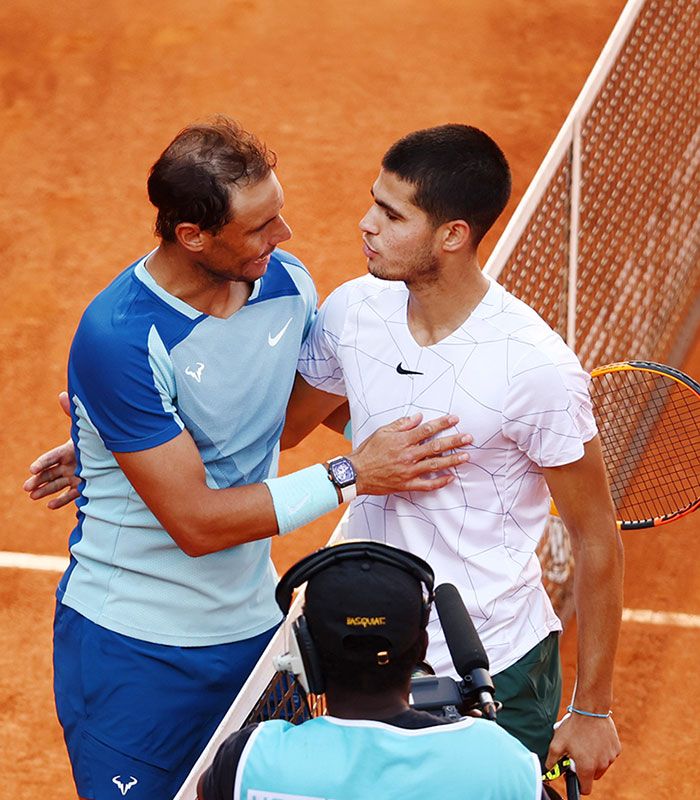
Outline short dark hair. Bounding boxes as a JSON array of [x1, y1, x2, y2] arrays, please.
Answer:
[[147, 116, 277, 241], [381, 124, 511, 246]]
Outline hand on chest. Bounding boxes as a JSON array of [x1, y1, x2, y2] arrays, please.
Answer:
[[342, 334, 510, 449]]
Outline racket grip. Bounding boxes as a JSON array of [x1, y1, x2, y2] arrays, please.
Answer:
[[565, 769, 580, 800]]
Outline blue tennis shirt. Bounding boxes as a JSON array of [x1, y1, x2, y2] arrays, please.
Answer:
[[57, 248, 317, 646], [236, 715, 542, 799]]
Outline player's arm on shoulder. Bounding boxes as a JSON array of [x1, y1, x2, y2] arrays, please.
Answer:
[[24, 392, 470, 540], [543, 436, 623, 793]]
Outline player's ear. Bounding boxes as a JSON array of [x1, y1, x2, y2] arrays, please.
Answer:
[[175, 222, 206, 253], [439, 220, 472, 253]]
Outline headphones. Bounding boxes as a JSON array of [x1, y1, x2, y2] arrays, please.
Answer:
[[274, 540, 435, 696]]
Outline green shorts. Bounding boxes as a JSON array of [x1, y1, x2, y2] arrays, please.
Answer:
[[493, 631, 562, 764]]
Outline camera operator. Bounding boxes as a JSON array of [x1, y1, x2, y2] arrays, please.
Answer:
[[197, 541, 543, 799]]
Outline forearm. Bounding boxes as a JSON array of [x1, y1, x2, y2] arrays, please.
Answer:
[[544, 437, 623, 788], [114, 435, 288, 556], [544, 437, 624, 709], [118, 414, 470, 558], [570, 517, 624, 710], [167, 481, 281, 556]]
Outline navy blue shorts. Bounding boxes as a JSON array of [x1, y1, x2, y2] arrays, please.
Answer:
[[53, 602, 277, 799]]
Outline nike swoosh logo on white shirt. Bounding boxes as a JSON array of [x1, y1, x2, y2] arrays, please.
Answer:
[[268, 318, 293, 347]]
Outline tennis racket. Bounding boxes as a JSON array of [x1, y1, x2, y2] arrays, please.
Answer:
[[544, 757, 580, 799], [553, 360, 700, 530]]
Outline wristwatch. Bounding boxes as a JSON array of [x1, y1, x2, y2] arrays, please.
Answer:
[[326, 456, 357, 504]]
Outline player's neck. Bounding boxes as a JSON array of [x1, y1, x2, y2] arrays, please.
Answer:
[[145, 245, 251, 318], [406, 256, 489, 347]]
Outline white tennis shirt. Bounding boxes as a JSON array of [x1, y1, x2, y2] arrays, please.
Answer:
[[298, 274, 597, 675]]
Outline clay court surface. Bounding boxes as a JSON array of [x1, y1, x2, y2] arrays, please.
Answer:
[[2, 0, 698, 797]]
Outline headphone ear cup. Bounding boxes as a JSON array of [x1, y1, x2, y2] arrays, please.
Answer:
[[421, 601, 431, 630], [293, 616, 325, 695]]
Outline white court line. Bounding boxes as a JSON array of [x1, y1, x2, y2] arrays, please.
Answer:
[[0, 551, 69, 572], [622, 608, 700, 629], [3, 552, 700, 630]]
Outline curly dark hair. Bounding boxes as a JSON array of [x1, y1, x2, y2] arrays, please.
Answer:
[[147, 116, 277, 241]]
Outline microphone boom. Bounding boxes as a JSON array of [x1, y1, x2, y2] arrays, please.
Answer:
[[434, 583, 498, 721]]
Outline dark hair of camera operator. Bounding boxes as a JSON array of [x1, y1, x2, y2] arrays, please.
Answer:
[[197, 542, 543, 800]]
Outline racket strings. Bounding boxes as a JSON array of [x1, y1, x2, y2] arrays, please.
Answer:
[[591, 369, 700, 524], [603, 395, 698, 516]]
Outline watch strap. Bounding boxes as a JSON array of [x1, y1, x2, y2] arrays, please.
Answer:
[[338, 481, 357, 504], [327, 456, 357, 504]]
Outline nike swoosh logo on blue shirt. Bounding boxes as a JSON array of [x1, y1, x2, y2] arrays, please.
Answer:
[[268, 318, 293, 347]]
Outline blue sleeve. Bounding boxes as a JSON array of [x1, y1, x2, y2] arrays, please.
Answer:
[[68, 305, 184, 453]]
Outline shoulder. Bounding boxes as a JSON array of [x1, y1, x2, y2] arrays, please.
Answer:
[[333, 273, 403, 301], [506, 332, 588, 399], [478, 279, 562, 347], [71, 258, 202, 370], [74, 262, 150, 354], [78, 260, 141, 326], [269, 248, 316, 297], [248, 249, 317, 321], [451, 719, 542, 775], [478, 283, 586, 383], [322, 274, 406, 313], [273, 247, 309, 274]]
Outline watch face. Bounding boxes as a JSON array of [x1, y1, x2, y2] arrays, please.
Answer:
[[330, 458, 355, 487]]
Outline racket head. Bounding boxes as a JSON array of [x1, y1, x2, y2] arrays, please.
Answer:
[[589, 360, 700, 530]]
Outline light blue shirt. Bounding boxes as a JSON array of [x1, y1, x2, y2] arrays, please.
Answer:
[[58, 248, 317, 646], [237, 715, 542, 799]]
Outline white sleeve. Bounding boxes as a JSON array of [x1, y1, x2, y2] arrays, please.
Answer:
[[502, 344, 598, 467], [296, 282, 351, 397]]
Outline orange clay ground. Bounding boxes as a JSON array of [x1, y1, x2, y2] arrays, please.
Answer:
[[2, 1, 698, 797]]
